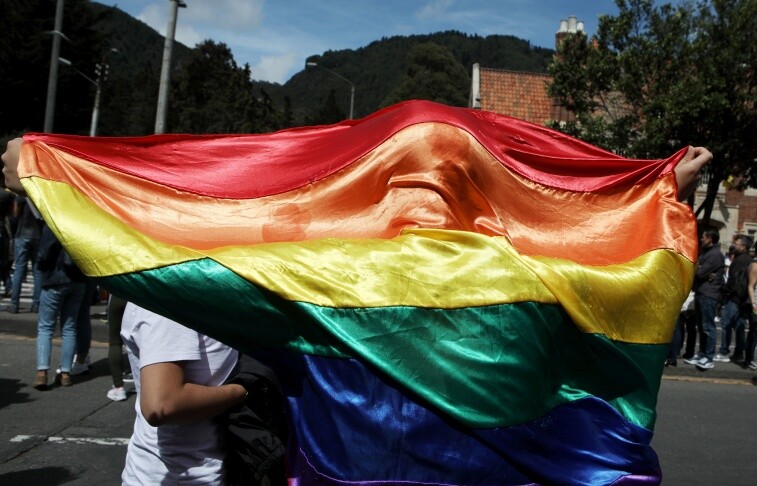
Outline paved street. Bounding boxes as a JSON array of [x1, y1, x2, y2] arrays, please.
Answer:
[[655, 379, 757, 484], [0, 303, 133, 485], [1, 290, 756, 484]]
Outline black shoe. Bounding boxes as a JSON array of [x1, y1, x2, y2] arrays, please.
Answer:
[[30, 304, 39, 313], [731, 353, 744, 363], [664, 359, 677, 367], [7, 306, 19, 314]]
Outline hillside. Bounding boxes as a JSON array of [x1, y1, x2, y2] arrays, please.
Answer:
[[265, 31, 555, 121], [1, 1, 555, 137]]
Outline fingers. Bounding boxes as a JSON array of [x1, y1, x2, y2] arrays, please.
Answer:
[[1, 138, 26, 195], [688, 146, 713, 171]]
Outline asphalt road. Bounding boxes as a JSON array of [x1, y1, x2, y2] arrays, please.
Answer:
[[1, 301, 757, 485], [654, 379, 757, 484], [0, 331, 133, 484]]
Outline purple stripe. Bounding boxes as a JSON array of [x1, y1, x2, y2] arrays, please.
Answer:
[[610, 469, 663, 485], [288, 446, 537, 486]]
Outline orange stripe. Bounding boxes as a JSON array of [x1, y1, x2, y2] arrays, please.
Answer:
[[20, 123, 697, 265]]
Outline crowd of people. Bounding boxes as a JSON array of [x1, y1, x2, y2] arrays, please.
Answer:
[[667, 233, 757, 370], [0, 190, 130, 399]]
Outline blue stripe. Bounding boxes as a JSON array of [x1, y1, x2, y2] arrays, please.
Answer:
[[252, 351, 661, 485]]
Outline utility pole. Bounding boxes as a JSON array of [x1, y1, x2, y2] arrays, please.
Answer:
[[305, 61, 355, 119], [43, 0, 65, 133], [154, 0, 186, 134]]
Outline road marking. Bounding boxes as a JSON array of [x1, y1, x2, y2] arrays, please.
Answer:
[[9, 435, 35, 442], [10, 434, 129, 446]]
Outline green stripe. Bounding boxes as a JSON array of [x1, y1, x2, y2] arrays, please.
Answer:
[[104, 258, 664, 429]]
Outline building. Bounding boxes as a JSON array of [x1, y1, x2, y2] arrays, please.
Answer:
[[694, 181, 757, 252], [468, 15, 757, 250]]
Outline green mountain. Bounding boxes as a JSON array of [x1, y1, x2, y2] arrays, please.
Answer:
[[1, 0, 555, 138], [91, 3, 556, 128], [264, 32, 554, 121]]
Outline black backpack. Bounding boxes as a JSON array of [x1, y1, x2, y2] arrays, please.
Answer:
[[734, 261, 755, 304]]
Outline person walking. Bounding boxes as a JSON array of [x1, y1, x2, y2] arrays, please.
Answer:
[[0, 189, 14, 297], [685, 229, 725, 370], [741, 241, 757, 369], [8, 195, 42, 313], [70, 280, 98, 376], [33, 225, 87, 389], [105, 294, 128, 401], [714, 235, 752, 363]]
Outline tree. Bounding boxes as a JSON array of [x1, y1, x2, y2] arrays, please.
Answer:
[[548, 0, 757, 224], [170, 40, 257, 134], [314, 89, 346, 125], [381, 42, 470, 108], [0, 0, 105, 139], [169, 40, 285, 134]]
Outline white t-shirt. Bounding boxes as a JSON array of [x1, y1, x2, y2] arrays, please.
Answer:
[[120, 303, 238, 486]]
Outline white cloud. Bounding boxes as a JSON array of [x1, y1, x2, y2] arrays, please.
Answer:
[[134, 1, 264, 49], [135, 3, 167, 33], [416, 0, 455, 20], [252, 52, 299, 84], [182, 0, 264, 29], [175, 24, 206, 47]]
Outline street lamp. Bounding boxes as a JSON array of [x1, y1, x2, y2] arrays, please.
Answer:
[[58, 57, 107, 136], [306, 61, 355, 119]]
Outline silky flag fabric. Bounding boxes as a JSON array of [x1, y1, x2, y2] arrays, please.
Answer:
[[18, 100, 696, 485]]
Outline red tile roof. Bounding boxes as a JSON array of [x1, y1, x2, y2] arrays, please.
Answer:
[[479, 68, 571, 125]]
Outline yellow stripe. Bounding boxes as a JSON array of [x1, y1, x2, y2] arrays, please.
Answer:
[[25, 177, 692, 344]]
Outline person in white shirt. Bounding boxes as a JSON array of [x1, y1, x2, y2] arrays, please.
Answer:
[[120, 302, 246, 485]]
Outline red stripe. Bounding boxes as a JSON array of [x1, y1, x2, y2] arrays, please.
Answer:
[[24, 100, 685, 199]]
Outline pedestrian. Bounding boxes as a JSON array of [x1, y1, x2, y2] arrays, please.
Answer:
[[8, 195, 43, 313], [741, 241, 757, 369], [666, 290, 695, 366], [33, 224, 87, 389], [714, 235, 752, 363], [119, 302, 246, 484], [105, 294, 128, 401], [685, 228, 725, 370], [70, 280, 98, 375], [0, 188, 14, 297]]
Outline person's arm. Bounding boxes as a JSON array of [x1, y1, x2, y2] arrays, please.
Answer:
[[695, 251, 723, 280], [675, 146, 713, 201], [748, 262, 757, 316], [139, 360, 246, 427]]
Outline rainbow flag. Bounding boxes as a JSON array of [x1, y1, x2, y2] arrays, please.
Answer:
[[18, 100, 696, 484]]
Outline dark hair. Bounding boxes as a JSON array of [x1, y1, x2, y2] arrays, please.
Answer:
[[703, 229, 720, 245], [734, 235, 752, 249]]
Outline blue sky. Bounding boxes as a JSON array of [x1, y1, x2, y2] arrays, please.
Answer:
[[116, 0, 626, 84]]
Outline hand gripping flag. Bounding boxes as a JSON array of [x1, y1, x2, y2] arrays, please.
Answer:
[[17, 100, 696, 485]]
